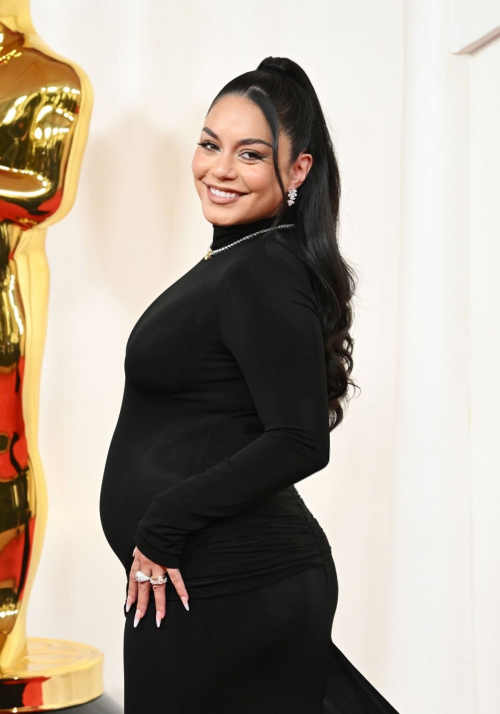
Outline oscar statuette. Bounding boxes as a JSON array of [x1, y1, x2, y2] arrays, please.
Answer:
[[0, 1, 119, 711]]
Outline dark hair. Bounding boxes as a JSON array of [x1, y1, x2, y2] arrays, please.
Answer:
[[206, 56, 360, 432]]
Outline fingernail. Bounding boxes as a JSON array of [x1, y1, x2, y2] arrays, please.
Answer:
[[134, 609, 142, 628], [181, 596, 189, 611], [125, 596, 132, 613], [156, 611, 162, 628]]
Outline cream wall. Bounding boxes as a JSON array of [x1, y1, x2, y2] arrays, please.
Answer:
[[468, 27, 500, 714], [24, 1, 494, 712]]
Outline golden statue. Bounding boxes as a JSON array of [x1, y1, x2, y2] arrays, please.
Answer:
[[0, 1, 115, 710]]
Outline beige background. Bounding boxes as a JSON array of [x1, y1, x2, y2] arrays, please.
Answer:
[[25, 0, 499, 712]]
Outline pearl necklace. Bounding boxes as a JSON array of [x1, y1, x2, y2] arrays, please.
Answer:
[[204, 223, 295, 260]]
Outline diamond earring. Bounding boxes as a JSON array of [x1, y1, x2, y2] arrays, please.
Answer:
[[287, 187, 298, 206]]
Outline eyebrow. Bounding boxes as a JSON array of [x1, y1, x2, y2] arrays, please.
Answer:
[[201, 126, 272, 149]]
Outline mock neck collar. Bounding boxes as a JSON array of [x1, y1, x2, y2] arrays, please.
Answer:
[[211, 214, 284, 251]]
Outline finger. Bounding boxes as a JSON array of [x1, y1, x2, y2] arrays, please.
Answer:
[[134, 563, 152, 627], [126, 555, 139, 612], [151, 568, 167, 627], [167, 568, 190, 611]]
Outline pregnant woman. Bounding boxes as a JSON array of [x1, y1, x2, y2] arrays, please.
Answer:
[[99, 57, 401, 714]]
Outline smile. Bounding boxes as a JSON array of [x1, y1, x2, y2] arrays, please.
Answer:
[[206, 184, 247, 204]]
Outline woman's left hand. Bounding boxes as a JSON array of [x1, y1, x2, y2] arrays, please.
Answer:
[[126, 546, 190, 628]]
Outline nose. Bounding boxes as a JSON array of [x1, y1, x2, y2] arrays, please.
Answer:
[[211, 151, 238, 180]]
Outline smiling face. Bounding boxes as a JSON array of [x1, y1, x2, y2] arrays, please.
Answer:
[[192, 94, 312, 227]]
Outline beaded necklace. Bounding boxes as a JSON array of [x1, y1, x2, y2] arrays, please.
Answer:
[[204, 224, 295, 260]]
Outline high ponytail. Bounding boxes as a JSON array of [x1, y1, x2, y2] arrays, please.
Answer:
[[207, 57, 359, 431]]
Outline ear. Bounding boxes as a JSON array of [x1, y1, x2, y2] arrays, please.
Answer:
[[288, 152, 313, 190]]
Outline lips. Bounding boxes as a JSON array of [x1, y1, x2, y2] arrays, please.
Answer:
[[206, 183, 246, 196], [205, 183, 247, 204]]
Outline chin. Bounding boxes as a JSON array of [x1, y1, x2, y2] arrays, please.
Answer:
[[202, 203, 245, 224]]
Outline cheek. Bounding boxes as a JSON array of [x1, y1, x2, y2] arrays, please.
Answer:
[[191, 151, 208, 180], [241, 164, 276, 195]]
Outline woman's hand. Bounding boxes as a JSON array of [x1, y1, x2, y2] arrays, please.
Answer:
[[126, 546, 190, 628]]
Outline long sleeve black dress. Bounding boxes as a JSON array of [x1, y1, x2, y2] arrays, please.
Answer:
[[99, 214, 401, 714]]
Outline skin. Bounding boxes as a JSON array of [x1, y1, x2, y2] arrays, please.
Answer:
[[127, 93, 313, 628]]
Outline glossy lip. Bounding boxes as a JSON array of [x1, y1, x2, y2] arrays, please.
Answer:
[[204, 183, 247, 205]]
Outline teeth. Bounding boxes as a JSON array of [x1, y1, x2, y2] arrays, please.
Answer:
[[210, 186, 240, 198]]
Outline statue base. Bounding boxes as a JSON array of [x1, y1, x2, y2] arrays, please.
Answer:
[[0, 637, 118, 712]]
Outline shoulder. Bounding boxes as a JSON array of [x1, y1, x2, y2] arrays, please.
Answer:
[[222, 233, 319, 314], [224, 232, 312, 287]]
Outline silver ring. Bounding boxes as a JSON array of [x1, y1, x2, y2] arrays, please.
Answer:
[[150, 574, 168, 585], [135, 570, 151, 583]]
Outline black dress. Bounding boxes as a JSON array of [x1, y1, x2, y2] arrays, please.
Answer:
[[99, 214, 401, 713]]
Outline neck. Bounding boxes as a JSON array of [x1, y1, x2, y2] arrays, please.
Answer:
[[211, 215, 278, 251], [211, 206, 297, 250], [0, 0, 33, 29]]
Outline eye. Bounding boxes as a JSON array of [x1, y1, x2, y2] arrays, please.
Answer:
[[197, 141, 218, 151], [197, 141, 264, 161], [240, 150, 264, 160]]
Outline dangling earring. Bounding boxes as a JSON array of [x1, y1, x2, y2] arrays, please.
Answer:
[[287, 187, 298, 206]]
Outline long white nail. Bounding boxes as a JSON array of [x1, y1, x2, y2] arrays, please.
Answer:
[[181, 596, 189, 611], [156, 611, 162, 627], [125, 596, 132, 613], [134, 609, 142, 627]]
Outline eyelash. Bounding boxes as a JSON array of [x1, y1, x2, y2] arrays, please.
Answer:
[[197, 141, 264, 161]]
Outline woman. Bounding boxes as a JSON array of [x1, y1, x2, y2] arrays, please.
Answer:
[[99, 57, 401, 713]]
